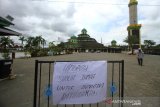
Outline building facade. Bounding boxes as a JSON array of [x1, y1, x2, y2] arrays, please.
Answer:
[[64, 28, 106, 53]]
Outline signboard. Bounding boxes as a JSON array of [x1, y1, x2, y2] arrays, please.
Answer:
[[52, 61, 107, 104]]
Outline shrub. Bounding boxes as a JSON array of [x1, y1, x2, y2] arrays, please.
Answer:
[[2, 52, 10, 59]]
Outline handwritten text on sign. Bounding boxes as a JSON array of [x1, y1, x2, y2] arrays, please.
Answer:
[[52, 61, 107, 104]]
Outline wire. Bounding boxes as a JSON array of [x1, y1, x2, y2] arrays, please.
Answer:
[[139, 4, 160, 6], [31, 0, 160, 6]]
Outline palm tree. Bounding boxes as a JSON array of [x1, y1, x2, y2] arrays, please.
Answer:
[[24, 36, 47, 57], [0, 36, 14, 50], [0, 36, 14, 59], [26, 37, 34, 46], [25, 36, 35, 51], [41, 38, 46, 49], [49, 41, 55, 50], [19, 36, 26, 49], [25, 36, 46, 50], [35, 36, 43, 49], [25, 36, 39, 57]]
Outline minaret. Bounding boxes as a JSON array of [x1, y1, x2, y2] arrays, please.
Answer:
[[127, 0, 141, 49]]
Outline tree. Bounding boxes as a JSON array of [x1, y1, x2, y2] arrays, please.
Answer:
[[25, 36, 35, 50], [41, 38, 46, 49], [35, 36, 42, 49], [24, 36, 48, 57], [25, 36, 46, 49], [0, 36, 14, 59], [34, 36, 46, 49], [19, 36, 26, 49], [57, 42, 65, 48], [123, 35, 138, 54], [48, 41, 63, 54], [144, 40, 156, 48], [0, 36, 14, 50], [49, 41, 55, 51], [111, 40, 117, 47], [155, 44, 160, 48]]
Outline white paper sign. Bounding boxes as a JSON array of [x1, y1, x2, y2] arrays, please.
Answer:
[[52, 61, 107, 104]]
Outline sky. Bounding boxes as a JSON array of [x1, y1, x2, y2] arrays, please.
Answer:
[[0, 0, 160, 46]]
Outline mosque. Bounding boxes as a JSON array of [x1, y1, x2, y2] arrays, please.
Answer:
[[64, 28, 106, 53], [63, 0, 141, 53]]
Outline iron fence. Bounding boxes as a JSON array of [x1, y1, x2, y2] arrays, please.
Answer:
[[34, 60, 124, 107]]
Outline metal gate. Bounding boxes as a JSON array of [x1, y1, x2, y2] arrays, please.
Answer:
[[34, 60, 124, 107]]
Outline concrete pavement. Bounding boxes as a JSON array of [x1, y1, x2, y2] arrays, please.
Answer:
[[0, 53, 160, 107]]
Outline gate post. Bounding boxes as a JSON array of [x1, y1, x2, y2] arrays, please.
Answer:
[[33, 60, 38, 107], [121, 60, 124, 107]]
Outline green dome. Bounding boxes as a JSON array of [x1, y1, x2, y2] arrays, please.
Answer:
[[71, 35, 77, 39], [81, 28, 87, 34]]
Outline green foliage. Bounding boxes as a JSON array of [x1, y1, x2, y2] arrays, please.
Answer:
[[30, 49, 39, 57], [124, 35, 138, 46], [49, 41, 55, 51], [29, 49, 48, 57], [154, 44, 160, 49], [123, 35, 139, 54], [19, 36, 26, 48], [25, 36, 46, 50], [24, 35, 46, 57], [37, 50, 48, 56], [0, 36, 14, 49], [0, 37, 13, 59], [57, 42, 65, 48], [2, 52, 10, 59], [53, 46, 62, 54], [41, 38, 46, 49], [35, 36, 45, 49], [144, 40, 156, 48], [48, 42, 64, 55], [2, 49, 10, 59]]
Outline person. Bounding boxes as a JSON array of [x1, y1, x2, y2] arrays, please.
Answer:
[[137, 48, 144, 66]]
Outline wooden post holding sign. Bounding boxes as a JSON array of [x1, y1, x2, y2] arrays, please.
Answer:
[[52, 61, 107, 105]]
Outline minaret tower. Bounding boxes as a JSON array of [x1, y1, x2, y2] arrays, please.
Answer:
[[127, 0, 141, 48]]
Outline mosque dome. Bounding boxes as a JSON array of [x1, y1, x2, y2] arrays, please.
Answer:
[[81, 28, 87, 34], [71, 35, 77, 39]]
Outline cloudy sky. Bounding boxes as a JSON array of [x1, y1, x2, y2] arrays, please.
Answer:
[[0, 0, 160, 45]]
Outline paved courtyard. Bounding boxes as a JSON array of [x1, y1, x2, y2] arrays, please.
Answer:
[[0, 53, 160, 107]]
